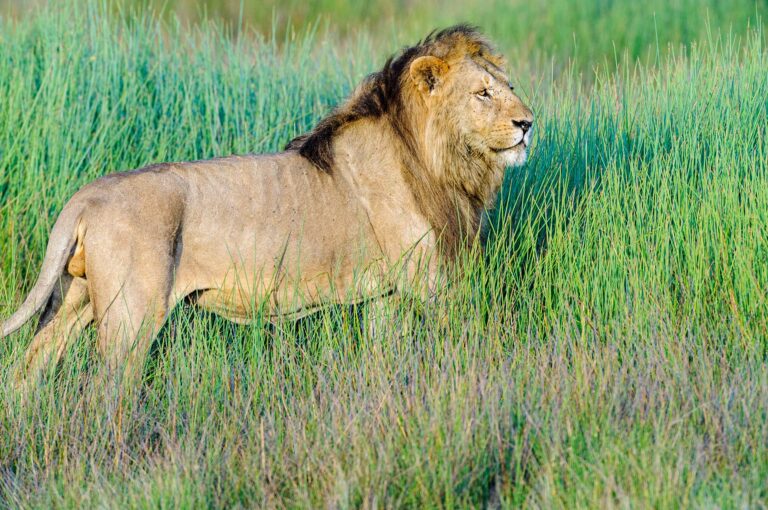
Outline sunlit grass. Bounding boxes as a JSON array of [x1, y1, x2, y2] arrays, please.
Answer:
[[0, 2, 767, 508], [3, 0, 767, 72]]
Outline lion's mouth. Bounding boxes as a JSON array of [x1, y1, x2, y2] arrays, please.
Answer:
[[491, 141, 526, 153]]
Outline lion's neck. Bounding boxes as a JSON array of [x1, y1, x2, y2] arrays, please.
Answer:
[[335, 116, 500, 261], [394, 127, 499, 260]]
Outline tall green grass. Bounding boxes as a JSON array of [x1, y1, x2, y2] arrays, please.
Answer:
[[4, 0, 768, 70], [1, 2, 767, 508], [140, 0, 768, 66]]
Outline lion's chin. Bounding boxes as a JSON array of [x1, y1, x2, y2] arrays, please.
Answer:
[[498, 146, 528, 167]]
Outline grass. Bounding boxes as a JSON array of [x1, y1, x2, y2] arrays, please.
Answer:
[[1, 1, 767, 508], [3, 0, 768, 71]]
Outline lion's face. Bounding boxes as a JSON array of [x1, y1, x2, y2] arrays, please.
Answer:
[[411, 54, 534, 169], [451, 58, 534, 167]]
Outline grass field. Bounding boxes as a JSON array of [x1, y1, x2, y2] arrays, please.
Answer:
[[1, 1, 767, 508]]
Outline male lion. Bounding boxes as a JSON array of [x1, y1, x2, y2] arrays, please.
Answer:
[[2, 25, 533, 391]]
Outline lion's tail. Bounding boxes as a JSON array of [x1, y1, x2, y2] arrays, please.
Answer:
[[1, 201, 85, 339]]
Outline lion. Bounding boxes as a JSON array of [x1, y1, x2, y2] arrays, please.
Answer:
[[1, 25, 533, 392]]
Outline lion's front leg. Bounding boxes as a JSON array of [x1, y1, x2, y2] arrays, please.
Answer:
[[365, 263, 446, 340], [366, 293, 406, 339]]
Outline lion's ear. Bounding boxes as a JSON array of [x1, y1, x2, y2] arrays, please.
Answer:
[[409, 56, 449, 94]]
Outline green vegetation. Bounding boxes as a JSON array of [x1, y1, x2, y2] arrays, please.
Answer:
[[1, 1, 767, 508], [3, 0, 768, 69]]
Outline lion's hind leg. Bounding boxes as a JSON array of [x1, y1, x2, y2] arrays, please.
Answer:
[[90, 251, 177, 397], [14, 275, 93, 393]]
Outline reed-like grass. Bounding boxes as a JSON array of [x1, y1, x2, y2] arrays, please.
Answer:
[[4, 0, 768, 72], [0, 2, 767, 508]]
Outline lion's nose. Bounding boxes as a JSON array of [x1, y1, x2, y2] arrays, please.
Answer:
[[513, 119, 532, 134]]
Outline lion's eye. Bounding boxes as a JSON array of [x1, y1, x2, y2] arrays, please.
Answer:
[[476, 88, 491, 99], [508, 82, 515, 91]]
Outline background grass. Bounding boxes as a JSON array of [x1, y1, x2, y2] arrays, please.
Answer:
[[1, 1, 767, 508], [3, 0, 768, 70]]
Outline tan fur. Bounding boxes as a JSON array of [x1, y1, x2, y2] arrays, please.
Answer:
[[2, 25, 533, 391]]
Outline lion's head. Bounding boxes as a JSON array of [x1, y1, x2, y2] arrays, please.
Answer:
[[288, 25, 532, 182], [406, 28, 533, 178], [287, 25, 534, 253]]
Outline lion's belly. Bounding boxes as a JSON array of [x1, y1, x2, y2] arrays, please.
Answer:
[[187, 252, 389, 321]]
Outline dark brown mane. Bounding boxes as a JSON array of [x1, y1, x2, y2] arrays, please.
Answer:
[[285, 24, 492, 173]]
